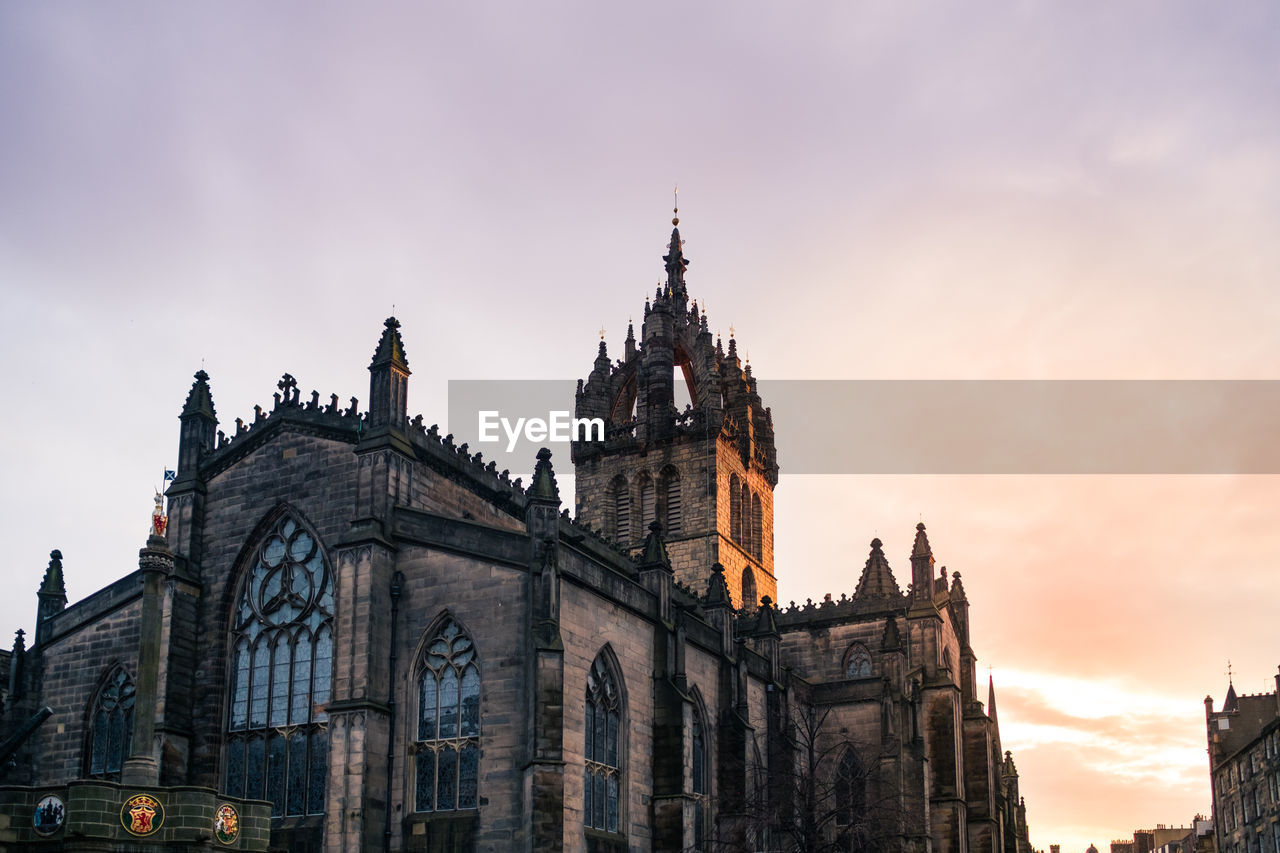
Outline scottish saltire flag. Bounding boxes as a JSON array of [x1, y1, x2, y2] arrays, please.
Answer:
[[163, 469, 176, 482]]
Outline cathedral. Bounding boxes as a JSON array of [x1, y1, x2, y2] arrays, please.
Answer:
[[0, 215, 1036, 853]]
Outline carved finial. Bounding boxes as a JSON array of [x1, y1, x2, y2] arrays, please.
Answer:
[[599, 325, 606, 341], [673, 184, 679, 226], [151, 490, 168, 538]]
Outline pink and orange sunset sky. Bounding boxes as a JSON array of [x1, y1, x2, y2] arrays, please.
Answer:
[[3, 3, 1280, 850]]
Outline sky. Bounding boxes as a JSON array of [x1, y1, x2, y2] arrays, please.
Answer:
[[3, 2, 1279, 849]]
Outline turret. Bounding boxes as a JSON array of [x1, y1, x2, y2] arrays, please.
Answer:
[[910, 522, 935, 603], [368, 316, 410, 431], [34, 550, 66, 648], [175, 370, 217, 479]]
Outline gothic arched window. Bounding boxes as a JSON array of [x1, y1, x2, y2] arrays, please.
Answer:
[[741, 567, 758, 612], [729, 475, 742, 542], [414, 617, 480, 812], [835, 749, 867, 828], [692, 703, 709, 847], [662, 468, 682, 537], [751, 493, 763, 559], [585, 651, 623, 835], [846, 643, 873, 679], [225, 511, 334, 818], [740, 483, 753, 549], [611, 477, 630, 545], [85, 666, 135, 779]]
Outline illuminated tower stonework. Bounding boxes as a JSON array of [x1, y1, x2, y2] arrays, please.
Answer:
[[572, 212, 779, 609]]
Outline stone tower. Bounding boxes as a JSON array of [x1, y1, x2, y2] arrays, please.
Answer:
[[572, 210, 779, 609]]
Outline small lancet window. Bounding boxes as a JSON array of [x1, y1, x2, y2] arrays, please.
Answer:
[[86, 666, 135, 780], [415, 617, 481, 813]]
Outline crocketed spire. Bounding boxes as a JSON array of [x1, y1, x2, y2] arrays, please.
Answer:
[[181, 369, 217, 420], [639, 520, 671, 571], [528, 447, 561, 503], [663, 224, 689, 299], [704, 562, 731, 606], [370, 316, 410, 372], [753, 595, 780, 638], [855, 538, 903, 599], [39, 550, 66, 599]]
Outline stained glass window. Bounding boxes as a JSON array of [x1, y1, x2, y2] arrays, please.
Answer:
[[415, 617, 480, 812], [225, 513, 333, 817], [86, 666, 135, 779], [585, 652, 622, 834]]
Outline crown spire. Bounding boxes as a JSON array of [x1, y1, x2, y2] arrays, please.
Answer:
[[663, 198, 689, 298]]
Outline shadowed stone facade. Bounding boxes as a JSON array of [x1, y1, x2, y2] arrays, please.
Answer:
[[1, 219, 1036, 853]]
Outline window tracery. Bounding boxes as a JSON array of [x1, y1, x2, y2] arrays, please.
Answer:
[[414, 617, 480, 812], [585, 652, 622, 835], [86, 666, 134, 779], [225, 512, 333, 817]]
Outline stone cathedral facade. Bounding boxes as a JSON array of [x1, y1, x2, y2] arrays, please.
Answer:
[[0, 218, 1036, 853]]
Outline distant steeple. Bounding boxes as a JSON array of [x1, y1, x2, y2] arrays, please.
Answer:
[[854, 538, 903, 599], [988, 675, 999, 724], [1223, 680, 1239, 713]]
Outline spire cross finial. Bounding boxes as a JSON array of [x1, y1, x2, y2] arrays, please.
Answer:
[[729, 325, 736, 338], [599, 326, 606, 341], [1228, 659, 1233, 684], [672, 184, 679, 225]]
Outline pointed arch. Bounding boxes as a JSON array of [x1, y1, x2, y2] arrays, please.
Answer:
[[741, 566, 758, 612], [413, 611, 481, 812], [83, 663, 135, 779], [637, 473, 655, 535], [689, 685, 711, 847], [834, 746, 869, 832], [660, 466, 682, 537], [751, 492, 763, 559], [729, 474, 742, 542], [224, 506, 333, 817], [585, 645, 626, 836], [844, 643, 873, 679]]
